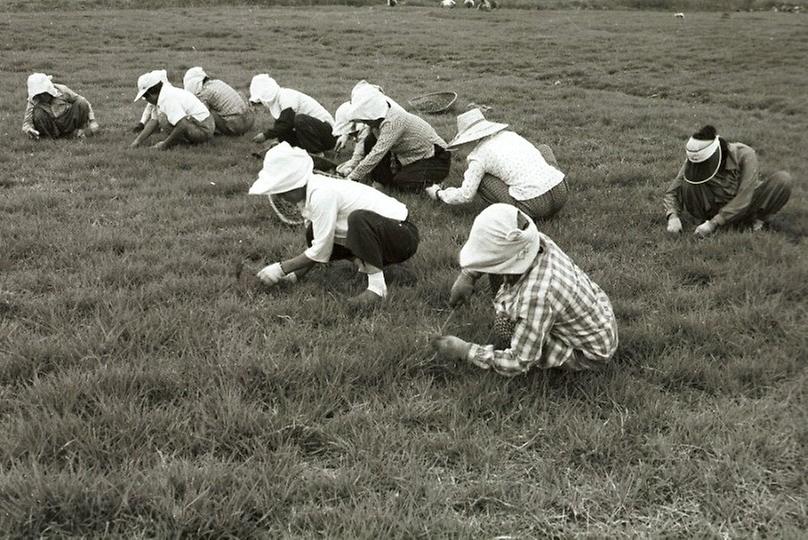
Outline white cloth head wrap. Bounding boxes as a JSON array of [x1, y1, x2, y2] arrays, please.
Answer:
[[686, 136, 719, 163], [134, 69, 168, 102], [459, 204, 541, 275], [249, 142, 313, 196], [27, 73, 59, 100], [249, 74, 282, 118], [332, 101, 359, 137], [349, 84, 389, 122], [183, 67, 207, 95]]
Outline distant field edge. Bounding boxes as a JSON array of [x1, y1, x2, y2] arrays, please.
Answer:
[[2, 0, 807, 13]]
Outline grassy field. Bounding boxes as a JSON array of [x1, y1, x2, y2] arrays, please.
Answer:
[[1, 4, 806, 538]]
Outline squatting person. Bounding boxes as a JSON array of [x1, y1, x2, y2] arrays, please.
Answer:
[[342, 84, 451, 193], [426, 109, 568, 221], [130, 70, 215, 150], [248, 74, 335, 154], [22, 73, 99, 139], [183, 66, 254, 136], [664, 125, 793, 237], [431, 203, 618, 375], [245, 142, 419, 307]]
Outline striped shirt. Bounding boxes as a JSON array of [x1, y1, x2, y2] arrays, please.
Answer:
[[467, 234, 618, 375], [22, 83, 95, 133], [347, 106, 447, 182], [196, 79, 249, 118]]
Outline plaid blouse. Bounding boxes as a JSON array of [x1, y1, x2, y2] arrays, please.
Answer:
[[467, 234, 618, 375], [197, 79, 249, 117], [347, 106, 446, 182]]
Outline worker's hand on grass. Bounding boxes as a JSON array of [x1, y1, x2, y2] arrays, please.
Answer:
[[75, 129, 86, 139], [666, 215, 683, 234], [425, 184, 442, 201], [257, 262, 286, 286], [25, 128, 40, 140], [430, 335, 472, 362], [335, 162, 354, 177], [694, 220, 716, 238], [334, 134, 350, 153], [87, 121, 100, 136], [152, 141, 167, 151], [252, 132, 267, 144], [449, 271, 476, 307]]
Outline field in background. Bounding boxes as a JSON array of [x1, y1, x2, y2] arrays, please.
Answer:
[[1, 5, 806, 537]]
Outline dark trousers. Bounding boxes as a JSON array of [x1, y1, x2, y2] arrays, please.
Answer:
[[306, 210, 419, 269], [266, 108, 336, 154], [364, 134, 452, 192], [33, 99, 90, 139], [682, 171, 793, 224]]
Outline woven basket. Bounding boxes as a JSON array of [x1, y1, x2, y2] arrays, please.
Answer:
[[408, 91, 458, 114]]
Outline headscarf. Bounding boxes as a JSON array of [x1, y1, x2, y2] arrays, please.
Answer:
[[349, 84, 389, 122], [332, 101, 359, 137], [183, 66, 207, 95], [134, 69, 168, 102], [249, 74, 282, 118], [248, 142, 313, 196], [459, 204, 541, 275], [27, 73, 59, 100]]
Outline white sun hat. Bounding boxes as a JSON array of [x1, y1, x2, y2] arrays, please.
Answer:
[[459, 203, 541, 275], [183, 66, 207, 95], [134, 69, 168, 102], [27, 73, 59, 100], [249, 74, 282, 117], [349, 84, 389, 122], [447, 108, 508, 149], [332, 101, 359, 137], [249, 142, 314, 196]]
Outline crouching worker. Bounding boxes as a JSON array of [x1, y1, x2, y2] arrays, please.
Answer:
[[23, 73, 99, 139], [249, 74, 335, 154], [344, 84, 451, 193], [427, 109, 568, 221], [183, 67, 253, 136], [431, 203, 618, 375], [664, 125, 793, 236], [247, 143, 419, 307], [130, 70, 214, 150]]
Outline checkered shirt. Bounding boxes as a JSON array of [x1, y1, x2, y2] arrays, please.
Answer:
[[197, 79, 249, 117]]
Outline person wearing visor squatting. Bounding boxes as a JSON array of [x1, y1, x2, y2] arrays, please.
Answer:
[[664, 125, 793, 237], [244, 142, 419, 308]]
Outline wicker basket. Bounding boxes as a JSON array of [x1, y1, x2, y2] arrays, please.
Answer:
[[408, 91, 458, 114]]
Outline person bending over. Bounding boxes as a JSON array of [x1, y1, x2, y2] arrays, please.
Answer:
[[343, 84, 451, 193], [431, 203, 618, 375], [664, 125, 792, 237], [246, 142, 419, 307], [248, 74, 335, 154], [22, 73, 99, 140], [130, 70, 214, 150], [183, 66, 254, 136], [426, 109, 568, 221]]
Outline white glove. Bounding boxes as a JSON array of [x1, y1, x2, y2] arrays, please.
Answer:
[[87, 121, 100, 135], [425, 184, 442, 201], [430, 335, 472, 362], [666, 215, 683, 234], [694, 220, 717, 238], [256, 262, 286, 286], [25, 128, 40, 140], [252, 132, 267, 144], [449, 271, 476, 307], [336, 161, 354, 177], [334, 134, 350, 153]]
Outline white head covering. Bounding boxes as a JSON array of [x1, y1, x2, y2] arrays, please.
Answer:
[[27, 73, 59, 100], [684, 136, 722, 184], [351, 80, 384, 101], [248, 142, 313, 196], [332, 101, 359, 137], [349, 84, 389, 122], [134, 69, 168, 102], [183, 66, 207, 95], [249, 74, 282, 117], [459, 204, 541, 275], [447, 108, 508, 148], [685, 136, 719, 163]]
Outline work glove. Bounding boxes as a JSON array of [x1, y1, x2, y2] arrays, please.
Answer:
[[430, 335, 472, 362], [256, 262, 286, 286], [75, 129, 86, 139], [25, 128, 40, 140], [152, 141, 168, 151], [87, 121, 100, 135], [425, 184, 442, 201], [334, 134, 350, 153], [449, 271, 477, 307], [336, 161, 354, 177], [694, 220, 717, 238], [252, 132, 267, 144], [666, 215, 683, 234]]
